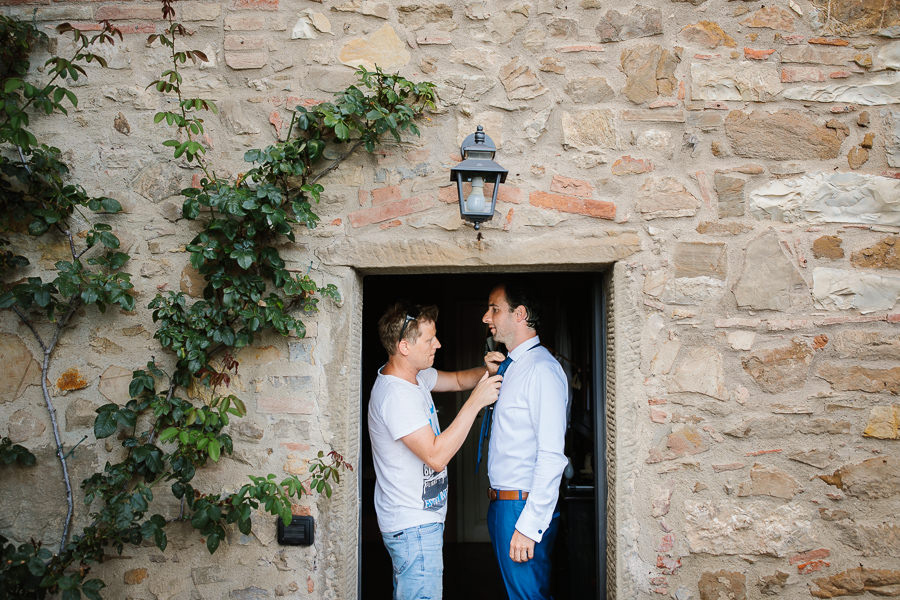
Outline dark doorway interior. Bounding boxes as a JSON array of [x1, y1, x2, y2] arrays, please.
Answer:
[[360, 272, 606, 599]]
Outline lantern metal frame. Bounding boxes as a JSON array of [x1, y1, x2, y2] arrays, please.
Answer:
[[450, 125, 508, 230]]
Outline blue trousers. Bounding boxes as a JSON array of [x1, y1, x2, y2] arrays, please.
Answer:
[[487, 499, 559, 600], [381, 522, 444, 600]]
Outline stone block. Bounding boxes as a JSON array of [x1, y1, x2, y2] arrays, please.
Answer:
[[812, 235, 844, 259], [740, 6, 795, 31], [124, 568, 148, 585], [499, 57, 548, 100], [225, 50, 269, 70], [98, 365, 133, 403], [810, 567, 900, 598], [7, 409, 45, 443], [817, 362, 900, 393], [699, 570, 746, 600], [818, 456, 900, 499], [863, 405, 900, 439], [672, 242, 726, 280], [691, 62, 781, 102], [714, 172, 745, 217], [833, 330, 900, 360], [549, 175, 593, 199], [233, 0, 278, 10], [611, 156, 653, 175], [851, 236, 900, 269], [0, 334, 42, 404], [339, 25, 409, 71], [783, 74, 900, 106], [563, 76, 613, 103], [835, 521, 900, 558], [812, 267, 900, 314], [635, 177, 700, 220], [725, 110, 845, 160], [789, 448, 834, 469], [646, 425, 708, 463], [560, 109, 617, 150], [733, 230, 807, 311], [620, 44, 680, 104], [749, 173, 900, 226], [669, 346, 726, 400], [685, 500, 813, 556], [225, 14, 266, 31], [595, 5, 662, 42], [808, 0, 900, 36], [677, 21, 735, 48], [741, 340, 812, 393], [737, 463, 801, 499], [65, 397, 100, 431]]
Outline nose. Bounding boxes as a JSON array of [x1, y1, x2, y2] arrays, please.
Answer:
[[434, 337, 441, 349], [482, 309, 490, 324]]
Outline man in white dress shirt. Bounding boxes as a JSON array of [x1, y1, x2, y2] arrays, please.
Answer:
[[369, 302, 502, 600], [481, 283, 568, 600]]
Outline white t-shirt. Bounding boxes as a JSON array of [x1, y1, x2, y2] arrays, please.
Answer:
[[368, 366, 448, 533]]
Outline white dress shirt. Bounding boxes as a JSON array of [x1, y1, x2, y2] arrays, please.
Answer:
[[487, 335, 568, 543]]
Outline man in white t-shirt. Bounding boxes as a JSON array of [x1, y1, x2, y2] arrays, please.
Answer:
[[369, 302, 502, 600]]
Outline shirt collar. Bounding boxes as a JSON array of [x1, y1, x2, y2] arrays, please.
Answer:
[[507, 335, 540, 361]]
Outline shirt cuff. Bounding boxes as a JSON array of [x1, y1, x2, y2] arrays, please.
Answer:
[[514, 509, 547, 544]]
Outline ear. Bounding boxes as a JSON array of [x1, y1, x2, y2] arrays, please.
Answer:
[[397, 339, 410, 356], [513, 305, 526, 323]]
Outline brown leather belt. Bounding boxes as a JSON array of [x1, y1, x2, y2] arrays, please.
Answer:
[[488, 488, 529, 501]]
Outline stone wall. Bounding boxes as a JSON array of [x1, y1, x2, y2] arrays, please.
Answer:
[[1, 0, 898, 598]]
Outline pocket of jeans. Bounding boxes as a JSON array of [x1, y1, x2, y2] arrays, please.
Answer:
[[383, 530, 411, 575], [418, 522, 442, 535]]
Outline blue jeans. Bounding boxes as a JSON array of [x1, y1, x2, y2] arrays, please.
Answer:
[[380, 522, 444, 600], [487, 499, 559, 600]]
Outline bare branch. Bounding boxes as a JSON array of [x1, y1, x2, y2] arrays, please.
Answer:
[[311, 139, 364, 185]]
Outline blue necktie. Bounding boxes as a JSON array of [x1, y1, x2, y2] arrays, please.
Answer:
[[475, 355, 512, 474]]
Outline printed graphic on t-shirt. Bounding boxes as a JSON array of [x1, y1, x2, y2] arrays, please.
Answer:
[[422, 464, 447, 511]]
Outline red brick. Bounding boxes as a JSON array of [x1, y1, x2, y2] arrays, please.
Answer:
[[498, 184, 523, 204], [649, 408, 668, 423], [95, 5, 161, 20], [694, 54, 721, 60], [780, 34, 805, 44], [330, 218, 342, 226], [550, 175, 593, 199], [744, 47, 775, 60], [557, 45, 605, 53], [225, 33, 266, 50], [234, 0, 278, 9], [658, 533, 674, 553], [292, 504, 312, 516], [225, 14, 266, 30], [809, 37, 848, 46], [502, 207, 514, 231], [649, 99, 679, 109], [781, 66, 825, 83], [829, 70, 852, 79], [358, 190, 369, 206], [439, 183, 522, 205], [745, 448, 782, 456], [798, 560, 830, 574], [372, 185, 402, 205], [348, 196, 433, 227], [830, 104, 857, 113], [790, 548, 830, 565], [280, 442, 311, 451], [529, 191, 615, 220], [380, 219, 402, 229], [611, 155, 653, 175]]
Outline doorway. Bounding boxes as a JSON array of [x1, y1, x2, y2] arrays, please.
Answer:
[[359, 271, 607, 599]]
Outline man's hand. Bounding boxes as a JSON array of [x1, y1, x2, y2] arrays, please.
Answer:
[[484, 351, 505, 375], [470, 371, 502, 409], [509, 530, 535, 563]]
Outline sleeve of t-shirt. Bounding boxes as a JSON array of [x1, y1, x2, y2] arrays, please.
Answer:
[[418, 367, 438, 391], [382, 382, 430, 441]]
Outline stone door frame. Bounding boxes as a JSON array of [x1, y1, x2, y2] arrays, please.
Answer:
[[326, 249, 640, 600]]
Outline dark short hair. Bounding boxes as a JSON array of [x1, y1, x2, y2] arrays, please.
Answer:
[[377, 302, 439, 355], [495, 281, 540, 330]]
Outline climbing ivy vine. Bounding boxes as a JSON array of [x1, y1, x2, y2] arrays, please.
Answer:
[[0, 2, 436, 597]]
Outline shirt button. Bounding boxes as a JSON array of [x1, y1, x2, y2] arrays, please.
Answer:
[[538, 529, 543, 534]]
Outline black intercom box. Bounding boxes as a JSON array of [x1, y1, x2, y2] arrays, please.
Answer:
[[277, 515, 314, 546]]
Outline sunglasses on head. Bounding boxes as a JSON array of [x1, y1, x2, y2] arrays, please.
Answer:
[[399, 306, 421, 340]]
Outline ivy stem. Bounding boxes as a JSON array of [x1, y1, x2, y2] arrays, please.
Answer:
[[310, 139, 364, 185], [14, 300, 81, 552]]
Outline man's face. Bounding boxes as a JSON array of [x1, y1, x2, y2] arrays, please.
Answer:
[[482, 287, 516, 346], [405, 319, 441, 370]]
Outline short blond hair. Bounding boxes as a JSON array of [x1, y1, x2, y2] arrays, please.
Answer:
[[377, 303, 439, 355]]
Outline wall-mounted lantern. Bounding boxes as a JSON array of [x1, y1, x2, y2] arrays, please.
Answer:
[[450, 125, 507, 230]]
